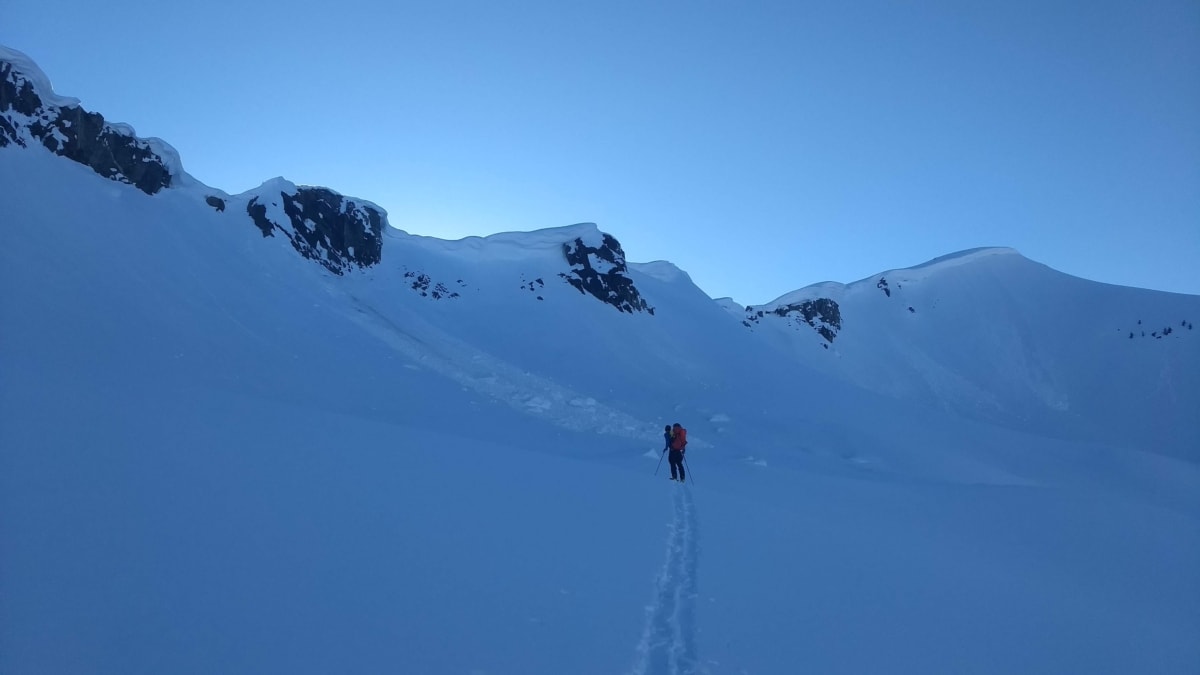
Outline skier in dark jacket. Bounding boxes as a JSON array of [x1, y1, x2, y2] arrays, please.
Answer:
[[663, 425, 673, 452], [668, 422, 687, 482]]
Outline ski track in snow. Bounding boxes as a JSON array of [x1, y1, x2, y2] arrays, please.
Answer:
[[632, 486, 700, 675]]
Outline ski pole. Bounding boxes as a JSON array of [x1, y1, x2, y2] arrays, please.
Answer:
[[684, 456, 695, 486], [654, 450, 666, 476]]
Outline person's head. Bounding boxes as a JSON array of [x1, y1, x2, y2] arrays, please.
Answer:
[[673, 423, 681, 430], [664, 425, 671, 432]]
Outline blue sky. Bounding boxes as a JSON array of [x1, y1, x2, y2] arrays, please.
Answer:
[[4, 0, 1197, 302]]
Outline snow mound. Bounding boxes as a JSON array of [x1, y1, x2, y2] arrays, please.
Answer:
[[401, 223, 602, 261], [630, 260, 692, 284], [763, 247, 1024, 307]]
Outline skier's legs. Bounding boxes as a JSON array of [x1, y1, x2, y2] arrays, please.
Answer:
[[668, 451, 683, 479]]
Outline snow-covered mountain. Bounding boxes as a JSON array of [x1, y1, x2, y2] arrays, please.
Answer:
[[731, 247, 1200, 459], [3, 46, 1198, 675]]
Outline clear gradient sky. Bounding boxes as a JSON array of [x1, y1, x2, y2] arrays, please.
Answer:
[[4, 0, 1197, 303]]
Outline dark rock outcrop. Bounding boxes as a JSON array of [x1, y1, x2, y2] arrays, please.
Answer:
[[743, 298, 842, 343], [771, 299, 841, 342], [520, 276, 546, 301], [1122, 318, 1193, 343], [246, 186, 384, 275], [2, 49, 392, 276], [0, 60, 174, 195], [403, 269, 463, 299], [559, 234, 653, 314]]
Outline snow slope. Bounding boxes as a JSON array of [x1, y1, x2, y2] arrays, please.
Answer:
[[739, 248, 1200, 459], [2, 48, 1199, 675]]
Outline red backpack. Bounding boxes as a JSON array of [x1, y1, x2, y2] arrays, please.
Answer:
[[671, 426, 688, 451]]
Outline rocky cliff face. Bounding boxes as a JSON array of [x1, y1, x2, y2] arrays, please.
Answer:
[[560, 234, 654, 314], [245, 182, 384, 275], [742, 298, 841, 344], [1, 47, 385, 275], [1, 49, 647, 293], [0, 59, 174, 195]]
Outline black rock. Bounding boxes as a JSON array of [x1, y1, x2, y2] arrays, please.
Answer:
[[246, 186, 383, 275], [768, 298, 842, 343], [1, 60, 173, 195], [560, 234, 653, 314]]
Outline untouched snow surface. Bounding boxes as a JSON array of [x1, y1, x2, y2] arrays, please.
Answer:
[[3, 139, 1199, 673], [747, 249, 1200, 458]]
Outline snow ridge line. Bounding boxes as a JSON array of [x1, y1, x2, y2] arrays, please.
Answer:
[[631, 486, 700, 675]]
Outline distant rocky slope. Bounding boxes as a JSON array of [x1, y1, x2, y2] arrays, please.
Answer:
[[0, 46, 650, 305], [0, 58, 175, 195], [0, 47, 386, 275]]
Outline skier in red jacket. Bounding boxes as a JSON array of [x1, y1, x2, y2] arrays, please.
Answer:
[[668, 422, 687, 482]]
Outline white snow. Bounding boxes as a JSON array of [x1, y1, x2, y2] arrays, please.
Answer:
[[762, 247, 1022, 307], [401, 222, 600, 261], [2, 120, 1199, 675], [0, 45, 82, 108], [630, 260, 693, 285]]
